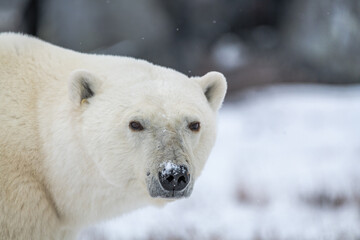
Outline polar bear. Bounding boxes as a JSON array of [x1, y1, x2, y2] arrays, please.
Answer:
[[0, 33, 227, 240]]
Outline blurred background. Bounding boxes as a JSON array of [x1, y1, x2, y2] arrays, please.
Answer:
[[1, 0, 359, 239]]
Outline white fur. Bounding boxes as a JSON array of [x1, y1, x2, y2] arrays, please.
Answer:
[[0, 33, 227, 240]]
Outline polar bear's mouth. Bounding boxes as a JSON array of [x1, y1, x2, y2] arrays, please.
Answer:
[[148, 181, 193, 199]]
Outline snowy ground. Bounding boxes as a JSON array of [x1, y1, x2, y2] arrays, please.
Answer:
[[80, 84, 360, 240]]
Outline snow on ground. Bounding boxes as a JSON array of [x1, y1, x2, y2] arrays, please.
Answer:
[[80, 84, 360, 240]]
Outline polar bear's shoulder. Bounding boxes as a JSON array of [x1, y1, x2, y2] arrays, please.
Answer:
[[0, 32, 37, 42], [0, 32, 71, 60], [0, 32, 45, 53]]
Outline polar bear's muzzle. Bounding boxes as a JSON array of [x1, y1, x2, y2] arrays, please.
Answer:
[[147, 162, 193, 199], [159, 164, 189, 192]]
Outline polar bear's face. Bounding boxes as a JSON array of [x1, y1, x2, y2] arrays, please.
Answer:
[[69, 69, 226, 200]]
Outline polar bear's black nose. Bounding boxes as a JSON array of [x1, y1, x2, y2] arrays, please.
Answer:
[[159, 165, 189, 191]]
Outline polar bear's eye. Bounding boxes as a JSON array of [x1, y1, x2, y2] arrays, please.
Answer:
[[188, 121, 200, 132], [129, 121, 144, 131]]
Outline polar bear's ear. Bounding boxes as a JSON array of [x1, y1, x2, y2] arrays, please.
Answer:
[[196, 71, 227, 111], [68, 70, 102, 107]]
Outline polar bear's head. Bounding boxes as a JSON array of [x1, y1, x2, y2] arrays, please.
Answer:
[[68, 65, 226, 200]]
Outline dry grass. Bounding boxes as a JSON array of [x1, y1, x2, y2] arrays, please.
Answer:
[[299, 189, 360, 210], [235, 185, 269, 206]]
